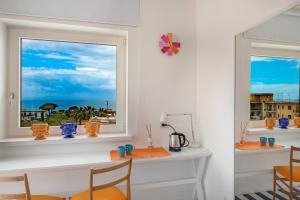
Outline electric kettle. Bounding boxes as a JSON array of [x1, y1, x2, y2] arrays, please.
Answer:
[[169, 132, 189, 152]]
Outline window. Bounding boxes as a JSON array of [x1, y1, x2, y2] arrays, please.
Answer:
[[8, 27, 126, 136], [20, 39, 117, 127], [250, 56, 300, 120]]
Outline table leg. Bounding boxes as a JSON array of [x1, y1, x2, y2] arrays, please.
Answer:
[[193, 156, 210, 200]]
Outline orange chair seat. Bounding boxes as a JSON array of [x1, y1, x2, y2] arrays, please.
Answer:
[[275, 166, 300, 182], [18, 195, 64, 200], [71, 186, 127, 200]]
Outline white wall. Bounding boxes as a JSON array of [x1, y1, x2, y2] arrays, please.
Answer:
[[245, 14, 300, 43], [0, 22, 7, 140], [0, 0, 140, 26], [133, 0, 197, 147], [195, 0, 300, 199]]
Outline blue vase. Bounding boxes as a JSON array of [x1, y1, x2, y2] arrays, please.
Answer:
[[278, 118, 289, 129], [60, 123, 77, 138]]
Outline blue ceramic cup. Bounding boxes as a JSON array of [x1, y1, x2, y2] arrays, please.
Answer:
[[279, 117, 289, 129], [260, 137, 267, 146], [118, 146, 126, 158], [268, 137, 275, 147], [125, 144, 134, 155], [60, 123, 77, 138]]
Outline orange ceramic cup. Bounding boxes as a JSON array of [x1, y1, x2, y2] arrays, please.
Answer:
[[31, 123, 49, 140], [294, 117, 300, 128], [85, 122, 99, 137], [265, 118, 276, 129], [89, 119, 101, 133]]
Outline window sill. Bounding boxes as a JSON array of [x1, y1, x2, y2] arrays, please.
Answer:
[[246, 127, 300, 135], [0, 134, 132, 147]]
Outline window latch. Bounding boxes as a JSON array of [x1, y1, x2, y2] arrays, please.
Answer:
[[9, 92, 15, 105]]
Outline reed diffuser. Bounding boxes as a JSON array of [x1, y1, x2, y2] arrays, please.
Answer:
[[146, 124, 153, 148], [240, 120, 248, 144]]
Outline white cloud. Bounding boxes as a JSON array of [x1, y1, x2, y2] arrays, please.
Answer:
[[23, 39, 117, 71], [22, 67, 116, 90], [251, 56, 298, 63], [251, 83, 299, 100], [37, 53, 75, 60], [76, 67, 98, 71], [251, 57, 274, 62], [21, 39, 117, 100]]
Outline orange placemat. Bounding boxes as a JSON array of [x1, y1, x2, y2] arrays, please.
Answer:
[[235, 141, 285, 150], [110, 147, 171, 160]]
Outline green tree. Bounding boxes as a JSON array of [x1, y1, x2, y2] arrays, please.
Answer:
[[39, 103, 58, 115]]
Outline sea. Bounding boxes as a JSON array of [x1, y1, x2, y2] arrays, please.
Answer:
[[21, 99, 116, 111]]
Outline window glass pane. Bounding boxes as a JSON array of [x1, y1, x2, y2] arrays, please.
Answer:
[[250, 56, 299, 120], [20, 38, 116, 127]]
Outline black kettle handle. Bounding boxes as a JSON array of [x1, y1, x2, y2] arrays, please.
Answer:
[[179, 133, 189, 147]]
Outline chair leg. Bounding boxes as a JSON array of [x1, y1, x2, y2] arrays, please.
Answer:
[[289, 185, 293, 200], [273, 169, 276, 200]]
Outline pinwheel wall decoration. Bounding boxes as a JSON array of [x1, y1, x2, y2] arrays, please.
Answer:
[[159, 33, 181, 56]]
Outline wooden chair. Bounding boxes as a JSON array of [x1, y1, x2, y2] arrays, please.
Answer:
[[273, 146, 300, 200], [71, 158, 133, 200], [0, 173, 64, 200]]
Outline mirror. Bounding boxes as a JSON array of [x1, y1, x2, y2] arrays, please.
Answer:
[[235, 4, 300, 199]]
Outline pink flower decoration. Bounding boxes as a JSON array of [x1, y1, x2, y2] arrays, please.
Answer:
[[159, 33, 181, 56]]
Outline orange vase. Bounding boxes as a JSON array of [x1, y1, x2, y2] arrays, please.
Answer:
[[294, 117, 300, 128], [265, 118, 276, 129], [85, 122, 99, 137], [31, 123, 49, 140]]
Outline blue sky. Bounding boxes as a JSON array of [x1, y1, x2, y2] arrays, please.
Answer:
[[251, 56, 299, 100], [21, 38, 116, 107]]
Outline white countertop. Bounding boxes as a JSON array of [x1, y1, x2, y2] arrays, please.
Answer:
[[0, 147, 211, 174]]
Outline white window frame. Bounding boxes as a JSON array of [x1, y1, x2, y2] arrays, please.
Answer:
[[7, 25, 127, 137]]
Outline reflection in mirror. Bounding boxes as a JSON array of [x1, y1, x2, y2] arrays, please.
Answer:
[[235, 4, 300, 199]]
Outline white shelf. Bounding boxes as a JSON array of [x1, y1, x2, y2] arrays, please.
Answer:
[[0, 134, 132, 146], [246, 127, 300, 135], [0, 147, 211, 173]]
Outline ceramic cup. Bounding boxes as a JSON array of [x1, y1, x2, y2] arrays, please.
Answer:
[[268, 137, 275, 147], [294, 117, 300, 128], [279, 117, 289, 129], [84, 122, 98, 137], [125, 144, 134, 155], [60, 123, 77, 138], [118, 146, 126, 158], [90, 119, 101, 133], [259, 137, 267, 146], [31, 123, 49, 140], [265, 118, 276, 129]]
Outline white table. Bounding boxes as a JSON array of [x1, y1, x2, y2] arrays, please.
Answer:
[[0, 147, 211, 200]]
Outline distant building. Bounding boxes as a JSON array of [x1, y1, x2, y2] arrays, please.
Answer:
[[250, 93, 300, 120], [21, 110, 47, 121]]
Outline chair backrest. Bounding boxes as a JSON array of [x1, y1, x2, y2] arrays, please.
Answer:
[[89, 158, 132, 200], [289, 146, 300, 182], [290, 146, 300, 165], [0, 174, 31, 200]]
